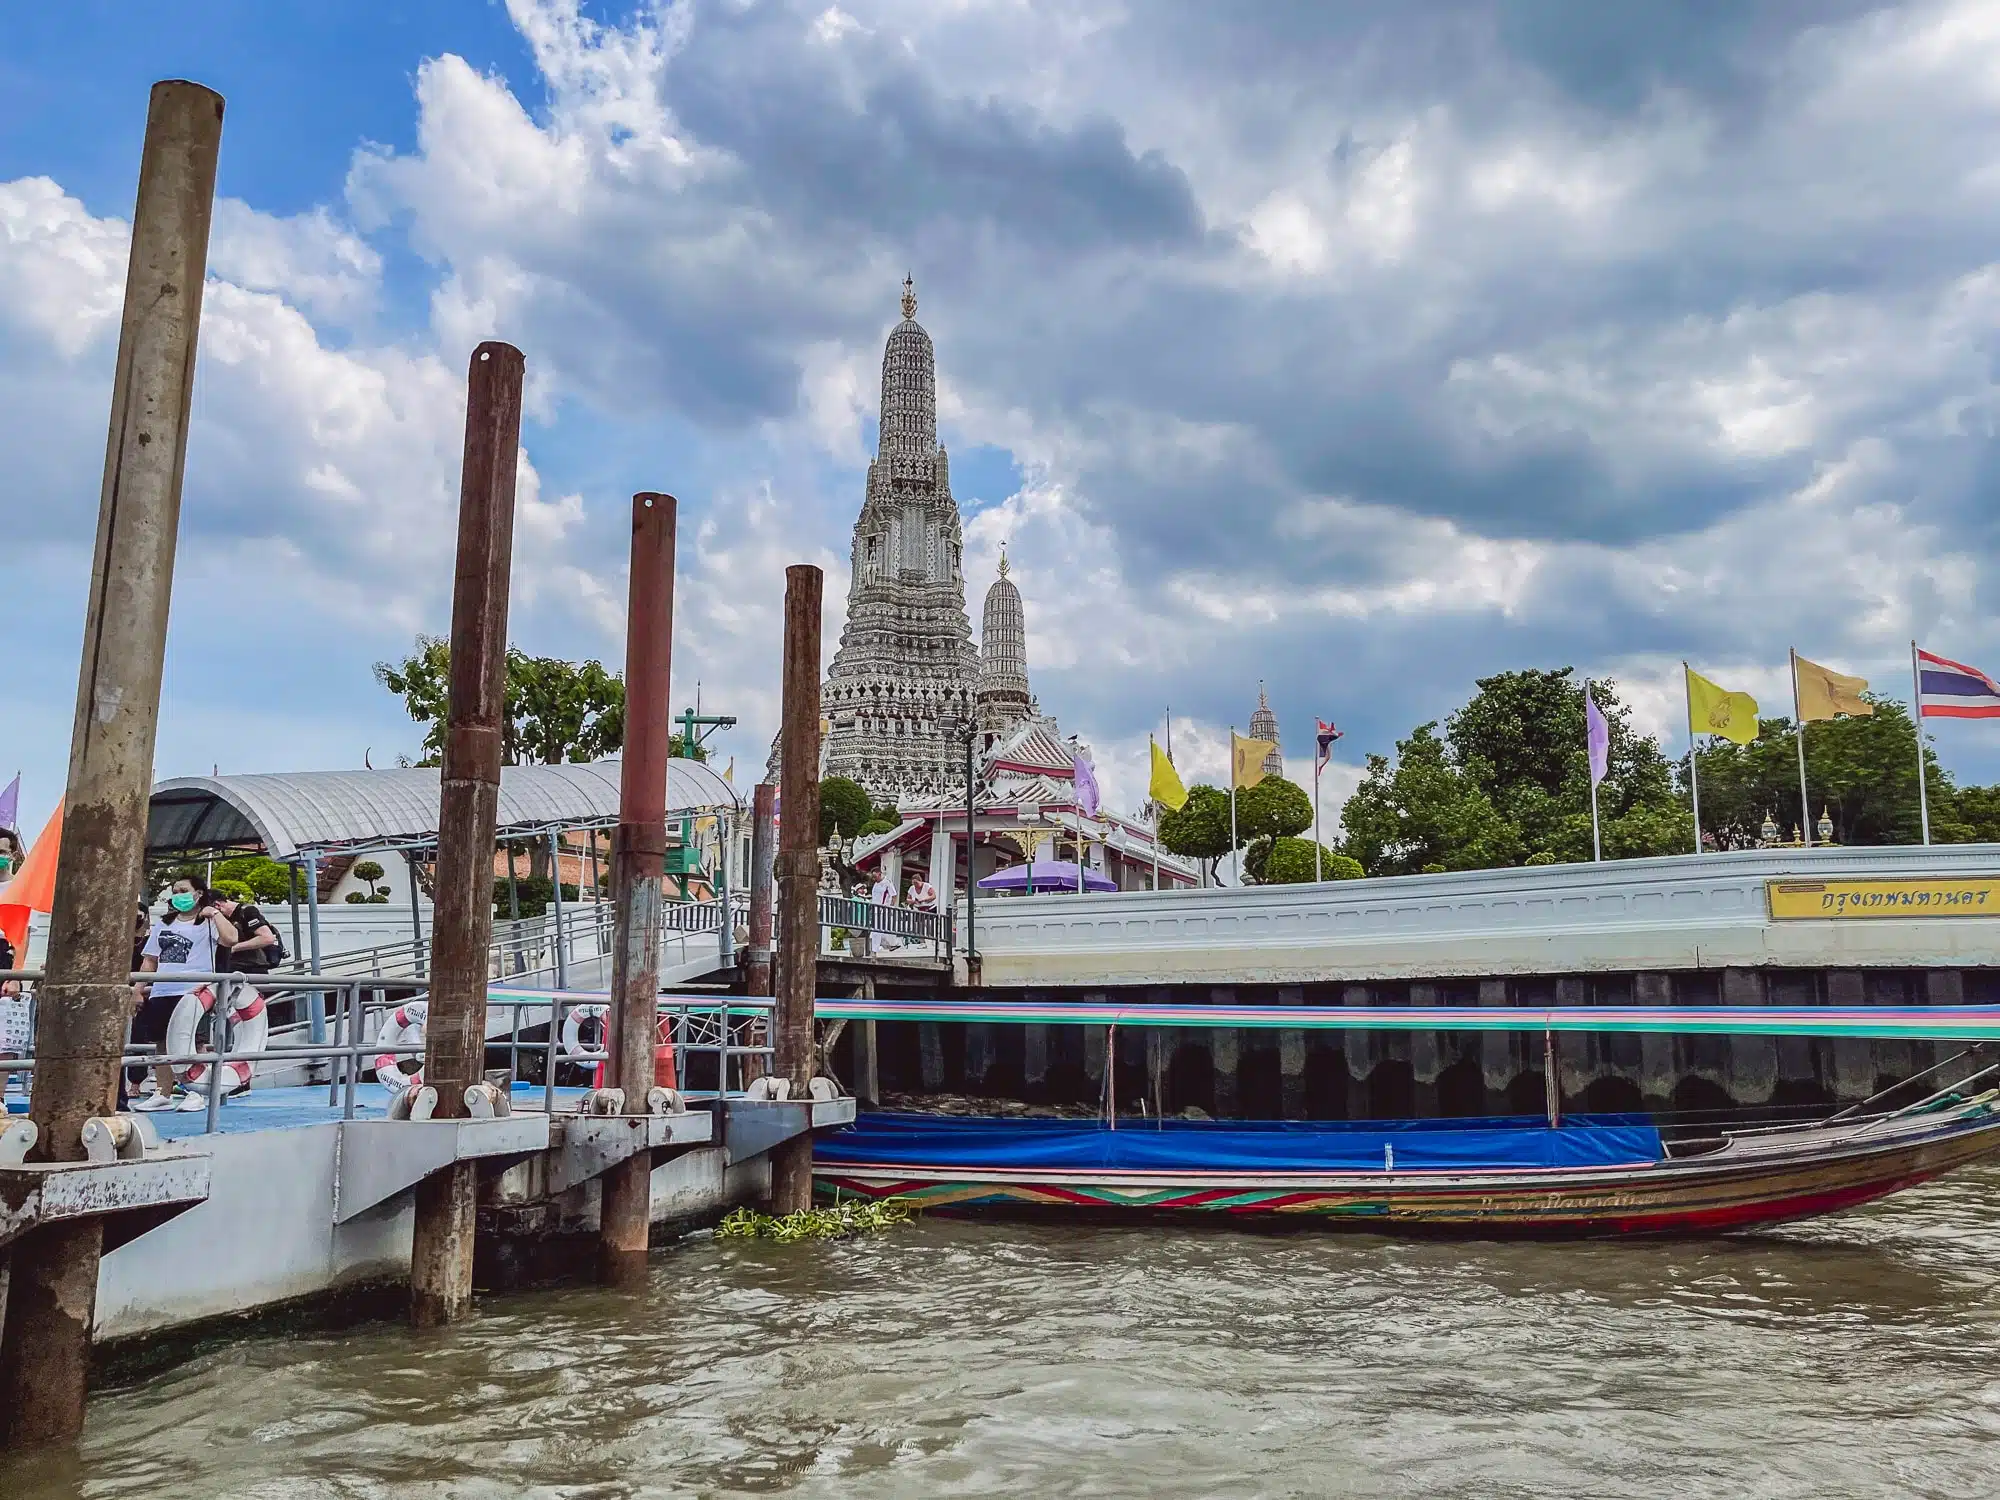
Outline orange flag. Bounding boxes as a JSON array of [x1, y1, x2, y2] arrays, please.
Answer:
[[0, 800, 62, 956]]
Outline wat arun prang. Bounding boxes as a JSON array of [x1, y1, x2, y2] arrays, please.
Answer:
[[812, 277, 1039, 804]]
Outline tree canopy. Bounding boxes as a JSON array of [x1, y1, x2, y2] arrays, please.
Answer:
[[375, 636, 625, 767], [819, 777, 874, 843], [1158, 784, 1234, 882]]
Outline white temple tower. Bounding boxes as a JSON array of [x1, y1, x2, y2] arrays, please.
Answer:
[[976, 548, 1033, 741], [1250, 683, 1284, 779], [817, 278, 981, 802]]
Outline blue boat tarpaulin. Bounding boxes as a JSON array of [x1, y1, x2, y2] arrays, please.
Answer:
[[817, 1113, 1664, 1173]]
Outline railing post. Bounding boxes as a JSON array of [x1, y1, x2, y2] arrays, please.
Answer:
[[409, 339, 524, 1329], [601, 493, 676, 1286], [0, 79, 223, 1453], [548, 830, 568, 991], [771, 565, 823, 1214], [304, 850, 325, 1042], [404, 849, 427, 978]]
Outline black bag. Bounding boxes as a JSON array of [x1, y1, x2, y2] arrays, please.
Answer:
[[230, 905, 286, 972]]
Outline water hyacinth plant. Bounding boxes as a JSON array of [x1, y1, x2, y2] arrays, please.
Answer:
[[715, 1199, 914, 1242]]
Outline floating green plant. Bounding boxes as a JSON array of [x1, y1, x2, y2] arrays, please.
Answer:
[[715, 1199, 915, 1242]]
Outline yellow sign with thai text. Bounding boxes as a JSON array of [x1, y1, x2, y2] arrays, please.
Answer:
[[1768, 877, 2000, 919]]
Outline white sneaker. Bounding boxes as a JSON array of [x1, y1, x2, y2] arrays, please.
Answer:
[[131, 1090, 181, 1112], [136, 1077, 161, 1097], [174, 1089, 211, 1113]]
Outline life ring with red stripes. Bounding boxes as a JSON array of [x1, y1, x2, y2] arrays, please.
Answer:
[[165, 978, 269, 1094], [373, 1000, 428, 1094]]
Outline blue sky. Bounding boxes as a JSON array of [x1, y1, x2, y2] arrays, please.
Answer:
[[7, 0, 2000, 841]]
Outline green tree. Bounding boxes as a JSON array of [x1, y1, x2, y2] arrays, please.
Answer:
[[351, 859, 387, 899], [374, 636, 625, 768], [1236, 777, 1313, 842], [1259, 838, 1362, 884], [213, 855, 298, 905], [1337, 725, 1522, 876], [1690, 696, 1942, 847], [819, 777, 874, 843], [1158, 784, 1234, 884]]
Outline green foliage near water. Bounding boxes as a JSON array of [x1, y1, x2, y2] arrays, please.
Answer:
[[212, 855, 298, 904], [715, 1199, 915, 1241]]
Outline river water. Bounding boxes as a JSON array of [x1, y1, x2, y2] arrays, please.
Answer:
[[10, 1169, 2000, 1499]]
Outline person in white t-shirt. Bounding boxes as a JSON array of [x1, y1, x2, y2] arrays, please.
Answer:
[[132, 879, 237, 1111]]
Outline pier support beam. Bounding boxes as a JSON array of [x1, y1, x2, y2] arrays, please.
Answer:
[[0, 80, 222, 1452], [410, 341, 523, 1328], [771, 566, 823, 1213], [600, 494, 676, 1287]]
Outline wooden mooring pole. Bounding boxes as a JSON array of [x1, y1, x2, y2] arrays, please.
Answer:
[[770, 566, 822, 1214], [409, 340, 524, 1328], [0, 80, 223, 1451], [600, 493, 676, 1286], [742, 781, 776, 1081]]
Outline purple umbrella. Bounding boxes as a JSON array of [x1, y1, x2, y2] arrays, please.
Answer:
[[978, 859, 1117, 894]]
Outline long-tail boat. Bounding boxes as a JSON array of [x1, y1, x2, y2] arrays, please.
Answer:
[[808, 998, 2000, 1236]]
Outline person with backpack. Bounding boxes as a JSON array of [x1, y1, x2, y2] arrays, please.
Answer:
[[209, 891, 285, 973]]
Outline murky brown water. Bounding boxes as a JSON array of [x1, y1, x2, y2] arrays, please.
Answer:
[[9, 1170, 2000, 1498]]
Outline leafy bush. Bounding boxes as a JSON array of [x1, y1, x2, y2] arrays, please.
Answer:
[[490, 877, 581, 919], [715, 1199, 913, 1240], [1524, 850, 1557, 866], [351, 859, 387, 898], [213, 856, 298, 904], [210, 878, 257, 902], [1258, 838, 1362, 884], [344, 891, 369, 904]]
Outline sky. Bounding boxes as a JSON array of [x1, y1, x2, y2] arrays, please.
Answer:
[[7, 0, 2000, 841]]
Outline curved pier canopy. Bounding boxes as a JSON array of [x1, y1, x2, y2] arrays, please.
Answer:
[[146, 758, 741, 858]]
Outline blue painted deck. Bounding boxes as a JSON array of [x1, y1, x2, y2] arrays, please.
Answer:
[[3, 1082, 594, 1137]]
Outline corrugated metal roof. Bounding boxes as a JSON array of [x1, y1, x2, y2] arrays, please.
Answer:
[[147, 759, 740, 858]]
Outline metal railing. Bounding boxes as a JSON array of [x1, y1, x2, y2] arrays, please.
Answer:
[[0, 969, 777, 1138], [819, 893, 951, 945]]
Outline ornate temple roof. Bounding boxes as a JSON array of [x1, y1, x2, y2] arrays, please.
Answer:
[[1250, 682, 1284, 778]]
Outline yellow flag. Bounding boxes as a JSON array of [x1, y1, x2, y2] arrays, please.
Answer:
[[1686, 666, 1760, 745], [1794, 654, 1873, 722], [1149, 739, 1188, 812], [1231, 731, 1277, 789]]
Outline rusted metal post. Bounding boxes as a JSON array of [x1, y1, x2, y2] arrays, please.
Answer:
[[0, 80, 222, 1453], [770, 566, 823, 1213], [408, 340, 523, 1329], [600, 493, 676, 1286], [742, 781, 776, 1082]]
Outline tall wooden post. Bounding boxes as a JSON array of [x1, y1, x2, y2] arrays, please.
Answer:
[[600, 493, 676, 1285], [742, 781, 776, 1081], [0, 80, 222, 1452], [409, 341, 524, 1328], [769, 566, 822, 1213]]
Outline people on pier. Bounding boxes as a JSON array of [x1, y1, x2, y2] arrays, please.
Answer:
[[131, 879, 238, 1112]]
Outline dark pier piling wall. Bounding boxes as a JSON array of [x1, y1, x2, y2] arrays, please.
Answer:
[[844, 967, 1996, 1121]]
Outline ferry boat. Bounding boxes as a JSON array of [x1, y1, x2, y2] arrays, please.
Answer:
[[809, 998, 2000, 1236]]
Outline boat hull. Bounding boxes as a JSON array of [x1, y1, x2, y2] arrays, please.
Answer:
[[814, 1104, 2000, 1237]]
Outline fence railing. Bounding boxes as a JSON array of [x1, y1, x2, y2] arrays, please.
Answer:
[[0, 969, 777, 1137]]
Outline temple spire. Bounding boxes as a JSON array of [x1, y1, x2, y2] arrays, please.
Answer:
[[997, 542, 1010, 580], [901, 272, 917, 320]]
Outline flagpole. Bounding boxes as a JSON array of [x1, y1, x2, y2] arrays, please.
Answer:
[[1684, 663, 1703, 855], [1911, 639, 1932, 847], [1586, 680, 1601, 863], [1313, 752, 1324, 883], [1793, 651, 1813, 846]]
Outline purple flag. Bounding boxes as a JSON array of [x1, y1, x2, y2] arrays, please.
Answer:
[[1072, 754, 1101, 819], [0, 773, 17, 833], [1585, 686, 1609, 787]]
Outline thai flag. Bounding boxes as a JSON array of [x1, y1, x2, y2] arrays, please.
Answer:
[[1315, 719, 1343, 769], [1916, 647, 2000, 719]]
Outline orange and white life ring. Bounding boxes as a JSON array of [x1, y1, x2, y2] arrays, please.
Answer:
[[373, 1000, 428, 1094], [165, 978, 269, 1094]]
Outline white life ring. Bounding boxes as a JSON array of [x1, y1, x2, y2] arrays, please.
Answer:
[[560, 1003, 611, 1059], [373, 1000, 428, 1095], [166, 979, 269, 1094]]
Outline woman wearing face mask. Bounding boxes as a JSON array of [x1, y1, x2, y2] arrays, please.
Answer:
[[131, 879, 238, 1111]]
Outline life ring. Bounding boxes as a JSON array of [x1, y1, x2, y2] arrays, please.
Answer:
[[560, 1003, 611, 1087], [372, 1000, 428, 1094], [165, 979, 269, 1095]]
